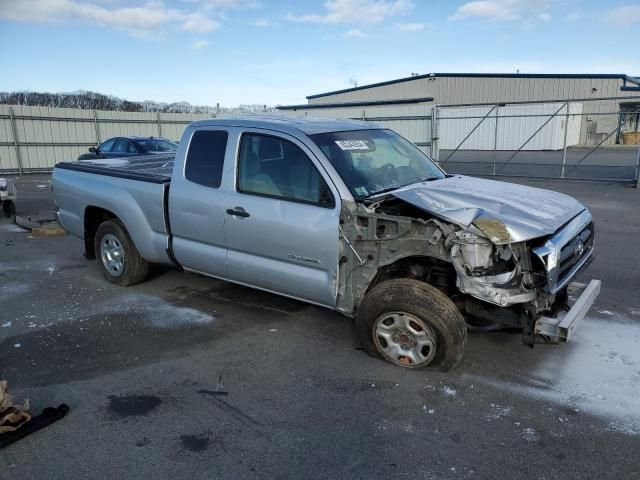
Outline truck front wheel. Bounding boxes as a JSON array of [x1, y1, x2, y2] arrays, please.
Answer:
[[356, 279, 467, 370], [94, 219, 149, 286]]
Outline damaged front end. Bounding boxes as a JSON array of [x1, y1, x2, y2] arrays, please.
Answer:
[[450, 230, 537, 308], [338, 193, 600, 347]]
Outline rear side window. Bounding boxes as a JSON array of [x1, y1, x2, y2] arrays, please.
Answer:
[[185, 130, 228, 188]]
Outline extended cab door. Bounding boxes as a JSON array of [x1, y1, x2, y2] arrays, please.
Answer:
[[168, 127, 231, 277], [224, 129, 341, 307]]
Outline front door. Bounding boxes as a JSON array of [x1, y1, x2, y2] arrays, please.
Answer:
[[224, 130, 340, 307]]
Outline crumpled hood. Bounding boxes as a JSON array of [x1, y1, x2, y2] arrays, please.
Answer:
[[391, 175, 586, 243]]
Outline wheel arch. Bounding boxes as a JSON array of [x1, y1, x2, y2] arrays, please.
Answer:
[[84, 206, 118, 260], [366, 255, 457, 297]]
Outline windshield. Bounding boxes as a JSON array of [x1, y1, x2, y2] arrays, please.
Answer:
[[310, 129, 445, 199], [135, 139, 178, 153]]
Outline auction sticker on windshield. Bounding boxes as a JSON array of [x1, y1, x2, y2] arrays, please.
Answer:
[[335, 140, 370, 151]]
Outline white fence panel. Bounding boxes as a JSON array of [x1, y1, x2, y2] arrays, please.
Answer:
[[438, 102, 583, 151], [0, 104, 212, 173]]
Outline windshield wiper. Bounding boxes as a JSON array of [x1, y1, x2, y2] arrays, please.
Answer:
[[365, 186, 402, 198], [364, 175, 445, 199]]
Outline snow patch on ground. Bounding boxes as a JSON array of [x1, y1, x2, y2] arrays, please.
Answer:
[[0, 223, 27, 233], [1, 260, 60, 273], [607, 422, 640, 436], [107, 293, 216, 329], [519, 427, 539, 442], [0, 283, 29, 299], [146, 303, 215, 329], [442, 386, 457, 397], [485, 404, 513, 420], [474, 315, 640, 433]]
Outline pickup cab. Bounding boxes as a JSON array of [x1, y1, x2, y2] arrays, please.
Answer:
[[52, 116, 600, 370]]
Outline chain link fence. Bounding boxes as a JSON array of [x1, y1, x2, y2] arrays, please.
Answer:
[[431, 96, 640, 186]]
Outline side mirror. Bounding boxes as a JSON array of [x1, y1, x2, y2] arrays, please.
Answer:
[[89, 147, 97, 153]]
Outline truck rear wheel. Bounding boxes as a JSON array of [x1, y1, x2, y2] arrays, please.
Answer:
[[356, 278, 467, 371], [94, 219, 149, 286]]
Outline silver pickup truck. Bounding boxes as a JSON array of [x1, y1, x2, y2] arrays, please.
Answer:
[[52, 116, 600, 370]]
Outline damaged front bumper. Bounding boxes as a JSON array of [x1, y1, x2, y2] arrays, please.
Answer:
[[534, 280, 601, 342]]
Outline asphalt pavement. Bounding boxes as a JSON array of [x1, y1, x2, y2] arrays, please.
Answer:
[[1, 174, 639, 479]]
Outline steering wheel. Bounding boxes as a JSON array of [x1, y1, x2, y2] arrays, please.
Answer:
[[370, 163, 397, 185]]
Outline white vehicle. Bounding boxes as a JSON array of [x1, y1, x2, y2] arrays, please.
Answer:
[[0, 177, 17, 218]]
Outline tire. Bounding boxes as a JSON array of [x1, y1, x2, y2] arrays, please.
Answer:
[[2, 200, 15, 219], [356, 278, 467, 371], [94, 219, 149, 286]]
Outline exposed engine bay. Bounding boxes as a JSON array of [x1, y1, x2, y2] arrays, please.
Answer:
[[336, 194, 595, 344]]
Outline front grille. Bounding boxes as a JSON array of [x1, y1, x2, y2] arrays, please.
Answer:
[[532, 210, 594, 294], [557, 222, 593, 287]]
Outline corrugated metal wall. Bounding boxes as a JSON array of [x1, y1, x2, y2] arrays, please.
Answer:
[[0, 105, 211, 173], [308, 76, 636, 105], [307, 76, 640, 145]]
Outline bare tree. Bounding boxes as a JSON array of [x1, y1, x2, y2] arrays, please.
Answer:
[[0, 90, 261, 114]]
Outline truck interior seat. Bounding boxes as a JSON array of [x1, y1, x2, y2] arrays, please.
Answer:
[[240, 150, 281, 196]]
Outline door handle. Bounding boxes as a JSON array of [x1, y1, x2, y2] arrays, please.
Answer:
[[226, 208, 250, 218]]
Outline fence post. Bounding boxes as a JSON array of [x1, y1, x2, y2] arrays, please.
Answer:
[[8, 106, 23, 176], [157, 112, 162, 137], [492, 104, 499, 175], [430, 104, 439, 161], [93, 110, 100, 145], [634, 142, 640, 189], [561, 100, 570, 178]]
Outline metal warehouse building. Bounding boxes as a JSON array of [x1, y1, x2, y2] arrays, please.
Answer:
[[277, 73, 640, 153]]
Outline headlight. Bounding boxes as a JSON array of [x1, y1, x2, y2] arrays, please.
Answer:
[[452, 231, 493, 275], [472, 218, 512, 244]]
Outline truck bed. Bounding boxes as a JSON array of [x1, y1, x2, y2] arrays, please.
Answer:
[[55, 154, 175, 184]]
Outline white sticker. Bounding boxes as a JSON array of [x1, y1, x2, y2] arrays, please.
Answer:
[[335, 140, 370, 151], [354, 186, 368, 196]]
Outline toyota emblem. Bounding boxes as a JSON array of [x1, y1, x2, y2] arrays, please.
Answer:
[[574, 240, 585, 257]]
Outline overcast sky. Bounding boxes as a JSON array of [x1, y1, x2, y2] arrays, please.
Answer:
[[0, 0, 639, 107]]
